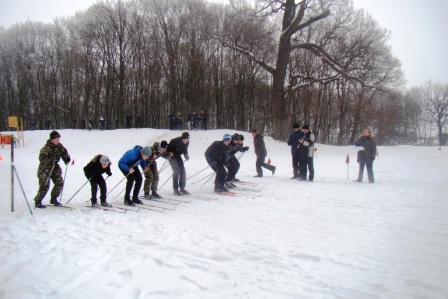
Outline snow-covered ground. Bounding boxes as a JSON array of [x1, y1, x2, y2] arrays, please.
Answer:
[[0, 128, 447, 299]]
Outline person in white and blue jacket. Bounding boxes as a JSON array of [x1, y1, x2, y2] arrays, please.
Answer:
[[118, 146, 151, 206]]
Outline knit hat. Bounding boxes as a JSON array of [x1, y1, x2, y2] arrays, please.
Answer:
[[140, 146, 152, 157], [240, 135, 245, 141], [293, 123, 300, 129], [99, 155, 111, 165], [302, 124, 310, 130], [223, 134, 232, 141], [181, 132, 190, 140], [160, 140, 168, 148], [50, 131, 60, 139], [232, 133, 241, 141]]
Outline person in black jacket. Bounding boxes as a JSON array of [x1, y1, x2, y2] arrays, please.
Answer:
[[224, 133, 249, 187], [205, 134, 232, 193], [287, 123, 302, 179], [83, 154, 113, 208], [167, 132, 190, 195], [297, 125, 315, 182], [252, 129, 276, 177], [354, 128, 377, 183]]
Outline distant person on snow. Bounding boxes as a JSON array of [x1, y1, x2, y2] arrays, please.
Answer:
[[118, 146, 152, 206], [83, 155, 113, 208], [143, 140, 171, 199], [167, 132, 190, 195], [297, 124, 315, 182], [287, 123, 303, 179], [252, 129, 276, 177], [354, 128, 377, 183], [34, 131, 71, 208]]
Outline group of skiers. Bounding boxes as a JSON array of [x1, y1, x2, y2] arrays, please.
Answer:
[[33, 124, 376, 209]]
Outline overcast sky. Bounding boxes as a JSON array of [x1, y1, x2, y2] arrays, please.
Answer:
[[1, 0, 447, 88]]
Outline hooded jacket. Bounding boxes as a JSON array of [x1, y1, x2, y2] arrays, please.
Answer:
[[118, 145, 147, 172]]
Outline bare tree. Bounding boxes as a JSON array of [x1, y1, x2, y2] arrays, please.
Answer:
[[422, 82, 448, 145]]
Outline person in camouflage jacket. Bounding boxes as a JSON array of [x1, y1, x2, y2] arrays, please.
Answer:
[[34, 131, 71, 208], [143, 140, 170, 199]]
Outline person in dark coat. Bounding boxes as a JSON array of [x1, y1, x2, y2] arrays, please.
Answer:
[[251, 129, 276, 177], [81, 118, 86, 130], [45, 119, 52, 130], [297, 125, 315, 182], [167, 132, 190, 195], [135, 113, 142, 129], [287, 123, 303, 179], [126, 114, 132, 129], [83, 155, 113, 208], [169, 113, 175, 130], [72, 119, 77, 129], [224, 133, 249, 187], [205, 134, 232, 193], [201, 110, 208, 130], [354, 128, 377, 183], [118, 146, 151, 206]]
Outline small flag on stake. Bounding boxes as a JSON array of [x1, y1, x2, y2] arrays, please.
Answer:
[[267, 157, 271, 165], [0, 155, 3, 161], [345, 154, 350, 164], [71, 159, 75, 165]]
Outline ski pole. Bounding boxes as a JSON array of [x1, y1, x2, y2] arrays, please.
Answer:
[[107, 159, 142, 196], [66, 178, 91, 204], [191, 172, 214, 185], [58, 162, 69, 203], [201, 172, 215, 187], [187, 165, 211, 180], [46, 161, 56, 185], [13, 166, 34, 216], [159, 173, 173, 189]]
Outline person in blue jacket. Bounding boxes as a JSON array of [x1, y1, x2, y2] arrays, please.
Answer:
[[287, 123, 303, 179], [118, 146, 152, 206]]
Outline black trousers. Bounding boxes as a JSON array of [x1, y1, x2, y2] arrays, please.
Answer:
[[358, 163, 374, 183], [256, 156, 275, 176], [208, 161, 227, 187], [120, 167, 142, 200], [291, 151, 300, 178], [169, 156, 186, 189], [90, 175, 107, 203], [225, 156, 240, 182], [299, 157, 314, 181]]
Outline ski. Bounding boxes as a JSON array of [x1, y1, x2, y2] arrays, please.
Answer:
[[47, 205, 74, 211], [234, 187, 261, 192], [85, 205, 127, 213], [111, 202, 141, 212], [233, 180, 259, 186], [188, 194, 219, 201], [139, 196, 180, 205], [137, 205, 167, 213], [216, 191, 236, 197]]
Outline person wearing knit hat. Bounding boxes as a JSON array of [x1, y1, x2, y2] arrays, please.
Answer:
[[33, 130, 71, 208], [118, 145, 151, 206], [84, 154, 113, 208], [205, 134, 232, 193], [143, 140, 171, 199], [297, 124, 315, 182], [287, 123, 303, 179], [224, 133, 249, 186], [167, 132, 190, 195]]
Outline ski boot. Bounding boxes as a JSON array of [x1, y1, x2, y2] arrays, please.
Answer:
[[35, 201, 46, 209], [124, 196, 135, 207], [180, 188, 190, 195], [50, 197, 62, 206], [173, 189, 183, 196], [101, 201, 113, 208], [151, 190, 162, 199]]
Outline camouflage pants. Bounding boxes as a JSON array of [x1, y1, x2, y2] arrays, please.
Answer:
[[143, 161, 159, 192], [34, 163, 64, 203]]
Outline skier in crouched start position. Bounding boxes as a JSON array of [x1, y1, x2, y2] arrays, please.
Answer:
[[223, 133, 249, 188], [143, 140, 171, 199], [83, 154, 113, 208], [167, 132, 190, 195], [205, 134, 232, 193], [34, 131, 71, 208], [118, 146, 152, 206]]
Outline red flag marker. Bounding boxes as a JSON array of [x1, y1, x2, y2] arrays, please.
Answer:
[[345, 154, 350, 164], [71, 159, 75, 165], [267, 158, 271, 165]]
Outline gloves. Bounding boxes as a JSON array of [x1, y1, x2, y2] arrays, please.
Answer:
[[106, 172, 112, 176], [185, 155, 189, 161], [372, 156, 375, 161], [64, 156, 71, 164], [242, 146, 249, 152], [224, 162, 230, 167], [209, 161, 217, 167]]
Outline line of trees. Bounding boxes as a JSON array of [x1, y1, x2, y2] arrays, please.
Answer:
[[0, 0, 446, 145]]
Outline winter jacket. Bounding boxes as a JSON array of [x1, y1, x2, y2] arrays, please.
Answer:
[[38, 140, 70, 170], [287, 130, 303, 154], [118, 145, 147, 172], [205, 141, 229, 165], [297, 131, 315, 159], [167, 136, 189, 158], [84, 155, 112, 179], [355, 135, 377, 164], [253, 134, 267, 157], [226, 140, 248, 158], [147, 142, 170, 163]]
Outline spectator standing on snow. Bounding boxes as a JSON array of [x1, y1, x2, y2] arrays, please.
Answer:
[[297, 125, 315, 182], [252, 129, 276, 177], [354, 128, 377, 183], [81, 118, 86, 130], [33, 131, 71, 208], [135, 113, 142, 129], [167, 132, 190, 195], [205, 134, 232, 193], [126, 114, 132, 129], [118, 146, 151, 206], [143, 140, 170, 199], [72, 119, 77, 129], [99, 116, 105, 131], [287, 123, 303, 179], [83, 155, 113, 208], [45, 119, 52, 130]]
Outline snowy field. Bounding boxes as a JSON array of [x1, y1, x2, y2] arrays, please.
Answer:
[[0, 128, 447, 299]]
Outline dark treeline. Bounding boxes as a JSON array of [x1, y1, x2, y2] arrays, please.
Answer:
[[0, 0, 446, 145]]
